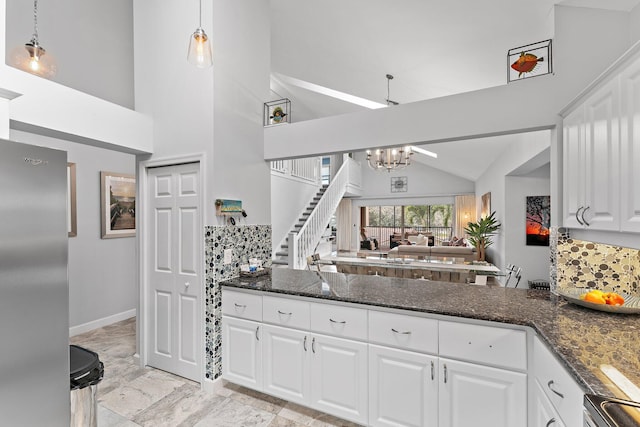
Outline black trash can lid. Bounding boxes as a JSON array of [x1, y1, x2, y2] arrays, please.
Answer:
[[70, 345, 101, 379]]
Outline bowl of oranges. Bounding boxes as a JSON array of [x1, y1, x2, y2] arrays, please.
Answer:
[[557, 288, 640, 314]]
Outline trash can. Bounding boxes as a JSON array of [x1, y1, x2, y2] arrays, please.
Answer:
[[70, 345, 104, 427]]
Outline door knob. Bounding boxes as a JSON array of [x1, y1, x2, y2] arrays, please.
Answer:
[[185, 282, 190, 288]]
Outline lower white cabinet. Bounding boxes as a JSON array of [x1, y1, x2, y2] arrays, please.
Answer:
[[369, 344, 438, 427], [439, 358, 527, 427], [222, 316, 262, 391], [531, 380, 566, 427], [261, 324, 368, 425]]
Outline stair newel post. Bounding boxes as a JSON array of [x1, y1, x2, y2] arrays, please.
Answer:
[[289, 231, 298, 269]]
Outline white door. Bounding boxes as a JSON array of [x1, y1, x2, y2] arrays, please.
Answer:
[[583, 79, 620, 230], [222, 316, 263, 391], [439, 358, 527, 427], [620, 59, 640, 232], [147, 163, 201, 381], [262, 324, 309, 404], [310, 334, 368, 425], [369, 344, 438, 427]]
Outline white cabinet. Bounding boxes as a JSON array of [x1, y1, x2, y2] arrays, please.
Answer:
[[369, 344, 438, 427], [221, 316, 262, 391], [563, 78, 620, 231], [620, 57, 640, 232], [262, 324, 309, 405], [310, 334, 369, 425], [531, 380, 566, 427], [439, 358, 527, 427]]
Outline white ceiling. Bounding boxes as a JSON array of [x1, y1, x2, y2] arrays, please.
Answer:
[[268, 0, 639, 180]]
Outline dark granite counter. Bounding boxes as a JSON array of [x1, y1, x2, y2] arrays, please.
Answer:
[[221, 268, 640, 401]]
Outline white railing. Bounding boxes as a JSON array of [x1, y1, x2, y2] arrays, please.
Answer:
[[289, 160, 350, 269], [271, 158, 320, 183]]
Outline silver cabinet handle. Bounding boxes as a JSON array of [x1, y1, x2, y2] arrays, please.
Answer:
[[546, 418, 556, 427], [277, 310, 292, 315], [582, 206, 590, 226], [391, 328, 411, 335], [547, 380, 564, 398], [443, 364, 448, 383], [303, 335, 307, 351], [430, 361, 434, 381], [255, 326, 260, 341], [234, 303, 246, 308], [329, 318, 346, 324], [185, 282, 190, 288], [312, 337, 316, 353], [575, 206, 584, 225]]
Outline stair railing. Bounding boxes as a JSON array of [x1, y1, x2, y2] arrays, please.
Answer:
[[289, 159, 352, 269]]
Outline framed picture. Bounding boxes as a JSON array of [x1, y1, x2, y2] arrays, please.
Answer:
[[67, 163, 77, 237], [391, 176, 408, 193], [101, 171, 136, 239], [526, 195, 550, 246], [481, 192, 491, 219]]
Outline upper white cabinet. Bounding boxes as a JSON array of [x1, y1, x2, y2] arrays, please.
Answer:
[[620, 58, 640, 232], [563, 78, 620, 231]]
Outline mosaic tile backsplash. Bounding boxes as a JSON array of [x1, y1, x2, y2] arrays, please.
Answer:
[[204, 225, 272, 381], [556, 233, 640, 296]]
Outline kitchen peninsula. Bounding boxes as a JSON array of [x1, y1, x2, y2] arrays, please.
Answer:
[[220, 269, 640, 426]]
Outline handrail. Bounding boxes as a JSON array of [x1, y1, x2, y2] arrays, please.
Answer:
[[289, 159, 351, 269]]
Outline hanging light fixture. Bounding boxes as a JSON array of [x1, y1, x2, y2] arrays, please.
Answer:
[[366, 147, 413, 172], [11, 0, 57, 78], [187, 0, 213, 68], [366, 74, 411, 172]]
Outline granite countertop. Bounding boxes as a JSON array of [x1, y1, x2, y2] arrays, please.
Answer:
[[221, 268, 640, 401]]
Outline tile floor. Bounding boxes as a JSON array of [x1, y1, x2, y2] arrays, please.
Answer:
[[70, 318, 361, 427]]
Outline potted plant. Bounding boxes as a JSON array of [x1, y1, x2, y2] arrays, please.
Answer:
[[463, 211, 501, 262]]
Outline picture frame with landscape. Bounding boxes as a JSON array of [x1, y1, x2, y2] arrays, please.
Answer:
[[101, 171, 136, 239]]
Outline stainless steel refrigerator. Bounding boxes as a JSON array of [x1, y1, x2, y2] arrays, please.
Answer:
[[0, 138, 70, 425]]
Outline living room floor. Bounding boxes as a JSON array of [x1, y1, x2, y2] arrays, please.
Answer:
[[70, 318, 359, 427]]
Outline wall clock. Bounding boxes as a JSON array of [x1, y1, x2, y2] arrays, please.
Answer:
[[391, 176, 408, 193]]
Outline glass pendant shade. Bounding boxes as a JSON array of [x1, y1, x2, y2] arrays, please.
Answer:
[[11, 40, 57, 78], [187, 28, 212, 68]]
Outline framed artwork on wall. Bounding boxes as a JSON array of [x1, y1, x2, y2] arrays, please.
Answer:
[[67, 163, 77, 237], [101, 171, 136, 239], [391, 176, 408, 193], [526, 195, 550, 246], [480, 192, 491, 219]]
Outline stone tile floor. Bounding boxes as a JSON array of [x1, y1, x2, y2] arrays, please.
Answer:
[[70, 318, 360, 427]]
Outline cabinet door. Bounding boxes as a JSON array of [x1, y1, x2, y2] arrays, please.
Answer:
[[620, 58, 640, 232], [262, 324, 309, 405], [563, 106, 586, 228], [369, 344, 438, 427], [531, 380, 566, 427], [583, 78, 620, 230], [439, 358, 527, 427], [221, 316, 262, 391], [310, 334, 368, 425]]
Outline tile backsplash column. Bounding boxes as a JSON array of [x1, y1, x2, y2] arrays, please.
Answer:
[[204, 225, 272, 380], [552, 227, 640, 296]]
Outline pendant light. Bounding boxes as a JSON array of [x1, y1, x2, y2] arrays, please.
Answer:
[[11, 0, 57, 78], [187, 0, 213, 68]]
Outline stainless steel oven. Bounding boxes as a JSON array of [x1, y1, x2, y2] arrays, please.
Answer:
[[584, 394, 640, 426]]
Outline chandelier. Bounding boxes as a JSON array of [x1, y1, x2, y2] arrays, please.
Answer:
[[366, 147, 413, 172]]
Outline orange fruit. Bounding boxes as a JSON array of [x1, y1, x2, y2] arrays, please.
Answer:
[[604, 292, 625, 306], [583, 291, 606, 304]]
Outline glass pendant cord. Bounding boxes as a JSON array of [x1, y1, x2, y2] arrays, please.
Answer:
[[31, 0, 39, 45]]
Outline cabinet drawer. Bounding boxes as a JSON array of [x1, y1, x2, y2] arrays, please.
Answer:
[[533, 337, 584, 427], [310, 302, 367, 340], [222, 289, 262, 321], [263, 296, 310, 330], [439, 321, 526, 370], [368, 310, 438, 354]]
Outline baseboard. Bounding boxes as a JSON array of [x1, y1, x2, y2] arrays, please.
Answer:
[[202, 376, 223, 394], [69, 309, 136, 337]]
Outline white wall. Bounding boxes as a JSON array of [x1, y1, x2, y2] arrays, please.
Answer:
[[271, 174, 320, 252], [5, 0, 134, 108], [10, 130, 137, 331], [475, 131, 551, 274], [505, 175, 551, 288]]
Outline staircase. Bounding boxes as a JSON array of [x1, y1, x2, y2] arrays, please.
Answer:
[[272, 185, 328, 267]]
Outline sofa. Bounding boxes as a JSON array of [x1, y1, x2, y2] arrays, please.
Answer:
[[387, 244, 477, 262]]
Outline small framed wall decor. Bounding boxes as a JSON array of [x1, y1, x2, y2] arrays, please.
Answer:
[[507, 39, 552, 83], [101, 171, 136, 239], [391, 176, 408, 193]]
